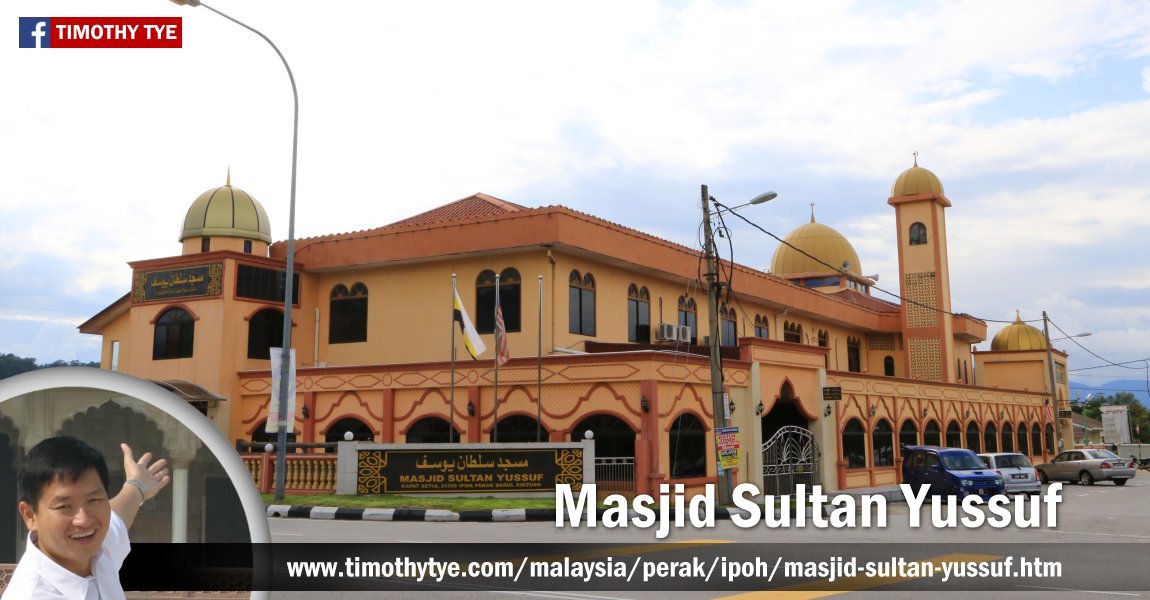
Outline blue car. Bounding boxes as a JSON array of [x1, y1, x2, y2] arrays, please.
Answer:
[[901, 445, 1005, 498]]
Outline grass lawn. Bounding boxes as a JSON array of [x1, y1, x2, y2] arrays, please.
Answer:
[[262, 493, 559, 511]]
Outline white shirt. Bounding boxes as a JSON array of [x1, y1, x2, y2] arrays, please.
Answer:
[[1, 512, 130, 600]]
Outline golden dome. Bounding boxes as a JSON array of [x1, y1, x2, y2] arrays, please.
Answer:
[[990, 312, 1046, 351], [891, 156, 944, 197], [180, 178, 272, 243], [770, 214, 862, 277]]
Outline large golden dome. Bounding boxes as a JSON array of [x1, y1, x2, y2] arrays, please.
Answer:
[[770, 215, 862, 277], [990, 312, 1046, 351], [891, 156, 944, 197], [180, 178, 272, 243]]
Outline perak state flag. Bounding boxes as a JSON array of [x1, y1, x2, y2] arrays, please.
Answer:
[[495, 305, 510, 366], [454, 289, 487, 359]]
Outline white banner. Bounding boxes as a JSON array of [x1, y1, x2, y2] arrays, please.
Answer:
[[266, 347, 297, 433]]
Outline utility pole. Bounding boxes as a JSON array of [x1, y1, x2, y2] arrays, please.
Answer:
[[1042, 311, 1063, 452], [701, 185, 732, 506]]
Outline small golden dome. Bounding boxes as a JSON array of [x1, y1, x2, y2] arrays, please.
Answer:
[[990, 312, 1046, 351], [770, 214, 862, 277], [891, 155, 944, 197], [180, 179, 272, 243]]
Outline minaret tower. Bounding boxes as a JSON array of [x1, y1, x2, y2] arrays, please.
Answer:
[[888, 154, 956, 382]]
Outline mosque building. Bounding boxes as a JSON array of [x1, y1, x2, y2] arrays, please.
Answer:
[[73, 161, 1075, 495]]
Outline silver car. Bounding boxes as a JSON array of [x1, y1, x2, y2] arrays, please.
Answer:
[[978, 452, 1041, 494], [1035, 449, 1137, 486]]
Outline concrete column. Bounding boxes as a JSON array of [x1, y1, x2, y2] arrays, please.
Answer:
[[170, 463, 189, 542]]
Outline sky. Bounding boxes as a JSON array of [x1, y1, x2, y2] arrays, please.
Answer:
[[2, 0, 1148, 395]]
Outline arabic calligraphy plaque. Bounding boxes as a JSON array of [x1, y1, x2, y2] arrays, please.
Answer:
[[134, 263, 222, 302], [356, 448, 584, 494]]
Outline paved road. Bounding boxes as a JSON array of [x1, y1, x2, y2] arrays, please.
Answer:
[[267, 481, 1150, 599]]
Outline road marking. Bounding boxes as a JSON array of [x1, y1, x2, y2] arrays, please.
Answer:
[[1033, 529, 1150, 540], [716, 553, 1000, 599], [271, 532, 303, 536]]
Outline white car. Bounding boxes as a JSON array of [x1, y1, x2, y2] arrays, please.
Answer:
[[978, 452, 1042, 494]]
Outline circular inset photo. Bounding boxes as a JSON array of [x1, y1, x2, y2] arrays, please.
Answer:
[[0, 367, 270, 599]]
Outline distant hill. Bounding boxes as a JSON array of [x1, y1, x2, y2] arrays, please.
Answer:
[[1069, 379, 1149, 405], [0, 353, 100, 380]]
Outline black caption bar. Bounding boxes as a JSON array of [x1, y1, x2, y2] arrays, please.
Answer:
[[121, 543, 1149, 592]]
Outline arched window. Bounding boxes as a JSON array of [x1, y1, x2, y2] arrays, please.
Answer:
[[568, 270, 595, 336], [247, 308, 283, 359], [1044, 424, 1055, 454], [899, 420, 918, 448], [492, 415, 544, 444], [966, 422, 981, 453], [784, 321, 802, 344], [872, 419, 894, 467], [627, 284, 651, 343], [720, 304, 737, 347], [669, 413, 706, 478], [153, 307, 195, 360], [329, 282, 368, 344], [1030, 424, 1042, 455], [1016, 423, 1029, 455], [406, 416, 459, 444], [847, 337, 861, 372], [944, 421, 961, 447], [984, 422, 998, 452], [477, 268, 521, 333], [677, 296, 698, 345], [1002, 423, 1014, 452], [819, 330, 829, 368], [754, 315, 769, 339], [924, 420, 941, 446], [843, 419, 866, 469], [909, 222, 927, 245], [884, 356, 895, 377]]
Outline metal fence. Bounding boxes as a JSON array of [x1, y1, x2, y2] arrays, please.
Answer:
[[594, 456, 636, 492]]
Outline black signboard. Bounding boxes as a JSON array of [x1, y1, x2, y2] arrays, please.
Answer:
[[1058, 410, 1073, 419], [822, 386, 843, 401], [134, 263, 222, 303], [356, 448, 584, 494]]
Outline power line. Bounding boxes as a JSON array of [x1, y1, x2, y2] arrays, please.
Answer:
[[714, 201, 1025, 325]]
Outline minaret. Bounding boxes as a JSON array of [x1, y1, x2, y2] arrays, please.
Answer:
[[888, 154, 956, 382]]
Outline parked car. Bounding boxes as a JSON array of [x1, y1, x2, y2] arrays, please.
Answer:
[[901, 445, 1005, 498], [978, 452, 1042, 494], [1035, 449, 1137, 486]]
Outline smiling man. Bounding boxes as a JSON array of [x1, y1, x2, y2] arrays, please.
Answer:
[[2, 437, 171, 600]]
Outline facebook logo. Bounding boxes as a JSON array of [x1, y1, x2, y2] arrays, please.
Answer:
[[19, 17, 51, 48]]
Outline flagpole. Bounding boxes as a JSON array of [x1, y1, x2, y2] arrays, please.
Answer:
[[450, 274, 457, 443], [494, 273, 501, 443], [537, 274, 543, 442]]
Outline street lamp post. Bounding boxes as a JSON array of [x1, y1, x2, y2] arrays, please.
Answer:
[[700, 185, 776, 506], [171, 0, 300, 501], [1041, 311, 1066, 453]]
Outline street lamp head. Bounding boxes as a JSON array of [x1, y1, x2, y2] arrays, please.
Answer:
[[749, 191, 778, 205], [169, 0, 201, 6]]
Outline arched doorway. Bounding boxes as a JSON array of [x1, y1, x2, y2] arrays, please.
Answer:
[[325, 417, 374, 452], [492, 415, 544, 444], [572, 414, 636, 492], [760, 381, 809, 443], [405, 416, 460, 444], [759, 382, 819, 495], [0, 428, 17, 562]]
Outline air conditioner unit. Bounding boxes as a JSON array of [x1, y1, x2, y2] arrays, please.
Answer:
[[677, 326, 693, 344], [656, 323, 679, 341]]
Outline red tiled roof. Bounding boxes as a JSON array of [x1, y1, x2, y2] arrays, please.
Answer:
[[384, 193, 526, 229], [828, 288, 901, 313]]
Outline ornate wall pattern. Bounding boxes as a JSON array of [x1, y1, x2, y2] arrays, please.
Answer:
[[908, 338, 942, 381], [904, 272, 938, 327]]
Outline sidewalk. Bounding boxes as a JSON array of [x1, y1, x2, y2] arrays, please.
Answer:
[[266, 484, 907, 523]]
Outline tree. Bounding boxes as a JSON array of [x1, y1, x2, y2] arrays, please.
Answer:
[[0, 353, 99, 381], [1087, 392, 1150, 444]]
